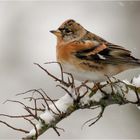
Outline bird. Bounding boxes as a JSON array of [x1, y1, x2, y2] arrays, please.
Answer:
[[50, 19, 140, 82]]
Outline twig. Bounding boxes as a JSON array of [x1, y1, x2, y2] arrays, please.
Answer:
[[24, 96, 57, 102], [134, 87, 140, 104], [0, 120, 29, 133], [56, 85, 73, 98], [17, 89, 51, 112], [0, 114, 32, 118], [52, 127, 61, 136], [24, 117, 38, 139], [40, 88, 61, 115], [89, 106, 105, 126], [63, 72, 75, 88], [34, 63, 70, 87], [1, 62, 140, 140], [44, 61, 64, 82], [81, 106, 105, 128]]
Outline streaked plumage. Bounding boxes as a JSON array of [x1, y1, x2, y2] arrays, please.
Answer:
[[50, 19, 140, 82]]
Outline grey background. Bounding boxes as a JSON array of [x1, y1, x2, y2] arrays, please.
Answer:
[[0, 1, 140, 139]]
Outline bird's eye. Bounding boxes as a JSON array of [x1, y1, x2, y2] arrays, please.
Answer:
[[58, 27, 72, 35], [65, 28, 72, 34], [59, 28, 64, 31]]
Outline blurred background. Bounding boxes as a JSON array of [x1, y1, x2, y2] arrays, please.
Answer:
[[0, 1, 140, 139]]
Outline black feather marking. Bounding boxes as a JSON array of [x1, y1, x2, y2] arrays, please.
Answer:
[[75, 53, 87, 59], [74, 44, 140, 66], [74, 44, 107, 62], [81, 62, 103, 70], [98, 48, 110, 56], [89, 54, 101, 61], [75, 52, 102, 62]]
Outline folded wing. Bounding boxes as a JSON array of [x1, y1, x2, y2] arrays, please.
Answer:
[[74, 43, 140, 66]]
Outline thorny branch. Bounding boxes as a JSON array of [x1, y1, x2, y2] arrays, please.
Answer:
[[0, 62, 140, 140]]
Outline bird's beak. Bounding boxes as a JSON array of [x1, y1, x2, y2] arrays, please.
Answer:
[[50, 30, 61, 36]]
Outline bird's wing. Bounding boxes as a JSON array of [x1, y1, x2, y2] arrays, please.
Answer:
[[74, 41, 137, 65]]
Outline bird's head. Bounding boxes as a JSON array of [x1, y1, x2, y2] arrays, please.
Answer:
[[50, 19, 86, 43]]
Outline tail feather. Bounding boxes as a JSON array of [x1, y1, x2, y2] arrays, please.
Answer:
[[106, 46, 140, 67], [129, 58, 140, 67], [122, 54, 140, 66]]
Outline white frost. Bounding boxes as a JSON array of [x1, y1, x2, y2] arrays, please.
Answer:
[[28, 123, 43, 137], [123, 79, 133, 86], [54, 93, 73, 112], [91, 91, 103, 102], [123, 77, 140, 103], [124, 75, 140, 88], [132, 75, 140, 87], [40, 110, 55, 123], [137, 105, 140, 110], [40, 93, 73, 124], [27, 93, 73, 137], [26, 75, 140, 138], [125, 90, 138, 102]]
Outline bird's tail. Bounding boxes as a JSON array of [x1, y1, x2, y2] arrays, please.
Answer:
[[107, 46, 140, 68], [125, 56, 140, 68]]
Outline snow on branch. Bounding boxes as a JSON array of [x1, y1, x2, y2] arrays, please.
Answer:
[[0, 62, 140, 140]]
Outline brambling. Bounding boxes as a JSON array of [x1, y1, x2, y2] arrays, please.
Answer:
[[50, 19, 140, 82]]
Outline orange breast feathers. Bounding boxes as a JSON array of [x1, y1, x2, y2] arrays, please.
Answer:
[[56, 40, 107, 63]]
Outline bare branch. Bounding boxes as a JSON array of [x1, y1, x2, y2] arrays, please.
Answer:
[[24, 117, 38, 139], [56, 85, 73, 98], [39, 89, 62, 115], [52, 127, 60, 136], [89, 106, 105, 127], [0, 120, 29, 133], [1, 62, 140, 140], [34, 63, 70, 87], [44, 61, 64, 82], [0, 114, 32, 118]]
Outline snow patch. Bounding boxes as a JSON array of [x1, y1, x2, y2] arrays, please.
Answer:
[[28, 123, 43, 137], [92, 91, 103, 102], [137, 105, 140, 110], [132, 75, 140, 87], [39, 93, 73, 124]]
